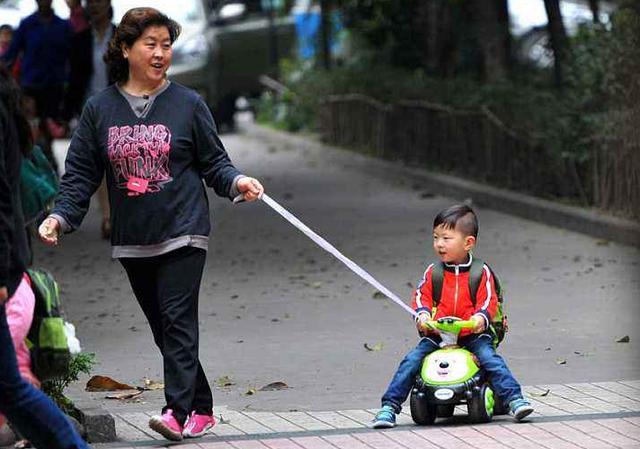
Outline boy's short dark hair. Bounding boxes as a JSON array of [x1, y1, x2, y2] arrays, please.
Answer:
[[433, 204, 478, 238]]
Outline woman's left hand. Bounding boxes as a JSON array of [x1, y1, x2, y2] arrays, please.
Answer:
[[237, 177, 264, 202]]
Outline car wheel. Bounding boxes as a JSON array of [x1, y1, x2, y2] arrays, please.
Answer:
[[410, 391, 437, 425], [468, 384, 494, 423]]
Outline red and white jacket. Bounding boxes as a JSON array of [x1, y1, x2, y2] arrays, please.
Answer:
[[411, 255, 498, 338]]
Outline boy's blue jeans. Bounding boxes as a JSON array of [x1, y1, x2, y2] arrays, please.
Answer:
[[0, 304, 90, 449], [381, 333, 523, 413]]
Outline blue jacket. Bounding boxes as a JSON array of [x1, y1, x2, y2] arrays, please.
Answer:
[[1, 12, 70, 87]]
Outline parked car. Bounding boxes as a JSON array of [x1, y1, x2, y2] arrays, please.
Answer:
[[509, 0, 615, 67], [0, 0, 296, 127]]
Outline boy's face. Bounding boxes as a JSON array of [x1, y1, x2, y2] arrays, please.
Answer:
[[432, 224, 476, 265]]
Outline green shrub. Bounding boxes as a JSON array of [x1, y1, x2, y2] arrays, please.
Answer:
[[42, 352, 97, 417]]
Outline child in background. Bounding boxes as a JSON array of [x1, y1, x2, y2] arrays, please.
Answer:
[[0, 274, 40, 446]]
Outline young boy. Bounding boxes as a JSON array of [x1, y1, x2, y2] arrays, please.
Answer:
[[372, 204, 533, 428]]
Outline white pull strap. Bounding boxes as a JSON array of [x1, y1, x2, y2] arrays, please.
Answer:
[[260, 193, 417, 317]]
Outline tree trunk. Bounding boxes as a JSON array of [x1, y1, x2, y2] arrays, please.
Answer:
[[588, 0, 601, 24], [414, 0, 455, 76], [319, 0, 331, 70], [471, 0, 511, 82], [543, 0, 569, 88]]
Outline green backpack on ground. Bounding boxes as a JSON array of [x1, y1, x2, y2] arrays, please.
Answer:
[[25, 268, 71, 381], [430, 257, 508, 346]]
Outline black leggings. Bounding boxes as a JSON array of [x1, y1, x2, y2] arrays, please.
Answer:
[[120, 246, 212, 424]]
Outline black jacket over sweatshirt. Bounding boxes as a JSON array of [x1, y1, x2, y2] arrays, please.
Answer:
[[52, 82, 242, 258], [0, 101, 30, 297]]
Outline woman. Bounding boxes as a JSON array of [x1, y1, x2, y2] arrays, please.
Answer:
[[0, 66, 90, 449], [38, 7, 264, 441]]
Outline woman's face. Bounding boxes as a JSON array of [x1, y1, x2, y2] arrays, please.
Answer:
[[123, 25, 172, 87]]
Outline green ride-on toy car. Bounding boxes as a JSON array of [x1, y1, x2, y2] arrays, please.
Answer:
[[410, 316, 509, 425]]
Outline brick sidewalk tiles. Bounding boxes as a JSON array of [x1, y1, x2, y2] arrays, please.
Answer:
[[95, 380, 640, 448]]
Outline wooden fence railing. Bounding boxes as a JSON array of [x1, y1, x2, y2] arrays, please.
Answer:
[[318, 94, 639, 221]]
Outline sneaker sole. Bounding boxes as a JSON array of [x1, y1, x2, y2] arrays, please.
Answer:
[[149, 417, 183, 441], [183, 422, 214, 438], [371, 420, 396, 429], [514, 406, 534, 422]]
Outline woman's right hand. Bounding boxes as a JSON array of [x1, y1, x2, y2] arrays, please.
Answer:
[[38, 217, 61, 246]]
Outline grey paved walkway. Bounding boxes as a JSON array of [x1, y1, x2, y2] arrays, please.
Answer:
[[97, 380, 640, 448]]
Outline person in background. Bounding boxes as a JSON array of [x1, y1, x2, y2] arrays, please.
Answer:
[[0, 24, 13, 55], [1, 0, 72, 172], [0, 24, 21, 80], [0, 65, 90, 449], [66, 0, 90, 33], [64, 0, 116, 238]]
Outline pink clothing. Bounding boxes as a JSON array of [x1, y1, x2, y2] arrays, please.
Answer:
[[69, 5, 90, 33], [0, 274, 39, 427], [4, 274, 37, 384]]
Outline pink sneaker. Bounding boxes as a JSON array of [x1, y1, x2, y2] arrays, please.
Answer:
[[182, 411, 216, 438], [148, 409, 183, 441]]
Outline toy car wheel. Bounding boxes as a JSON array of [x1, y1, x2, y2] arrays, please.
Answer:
[[410, 392, 437, 425], [437, 404, 456, 418], [468, 384, 494, 423], [493, 397, 509, 415]]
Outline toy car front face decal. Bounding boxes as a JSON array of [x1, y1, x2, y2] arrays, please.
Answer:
[[425, 350, 472, 383]]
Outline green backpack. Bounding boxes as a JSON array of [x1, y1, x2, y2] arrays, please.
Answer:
[[430, 257, 508, 346], [25, 268, 71, 381], [20, 145, 59, 225]]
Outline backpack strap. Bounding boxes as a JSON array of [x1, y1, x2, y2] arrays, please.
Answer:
[[431, 262, 445, 307], [468, 257, 485, 308]]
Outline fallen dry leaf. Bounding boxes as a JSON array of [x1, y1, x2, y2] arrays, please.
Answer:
[[530, 389, 550, 397], [218, 414, 231, 425], [216, 376, 236, 388], [105, 390, 143, 400], [86, 375, 137, 392], [259, 381, 289, 391], [364, 342, 384, 352], [616, 335, 630, 343], [243, 388, 256, 396], [142, 378, 164, 391]]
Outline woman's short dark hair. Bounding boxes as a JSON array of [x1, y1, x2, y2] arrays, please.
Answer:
[[104, 7, 181, 84], [433, 204, 478, 238]]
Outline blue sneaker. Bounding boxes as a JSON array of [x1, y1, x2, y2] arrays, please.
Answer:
[[509, 398, 534, 422], [371, 405, 396, 429]]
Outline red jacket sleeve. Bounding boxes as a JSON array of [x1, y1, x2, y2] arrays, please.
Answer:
[[473, 264, 498, 328], [412, 263, 434, 316]]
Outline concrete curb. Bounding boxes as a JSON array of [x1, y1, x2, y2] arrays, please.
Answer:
[[77, 406, 116, 443], [72, 403, 116, 443], [245, 123, 640, 247]]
